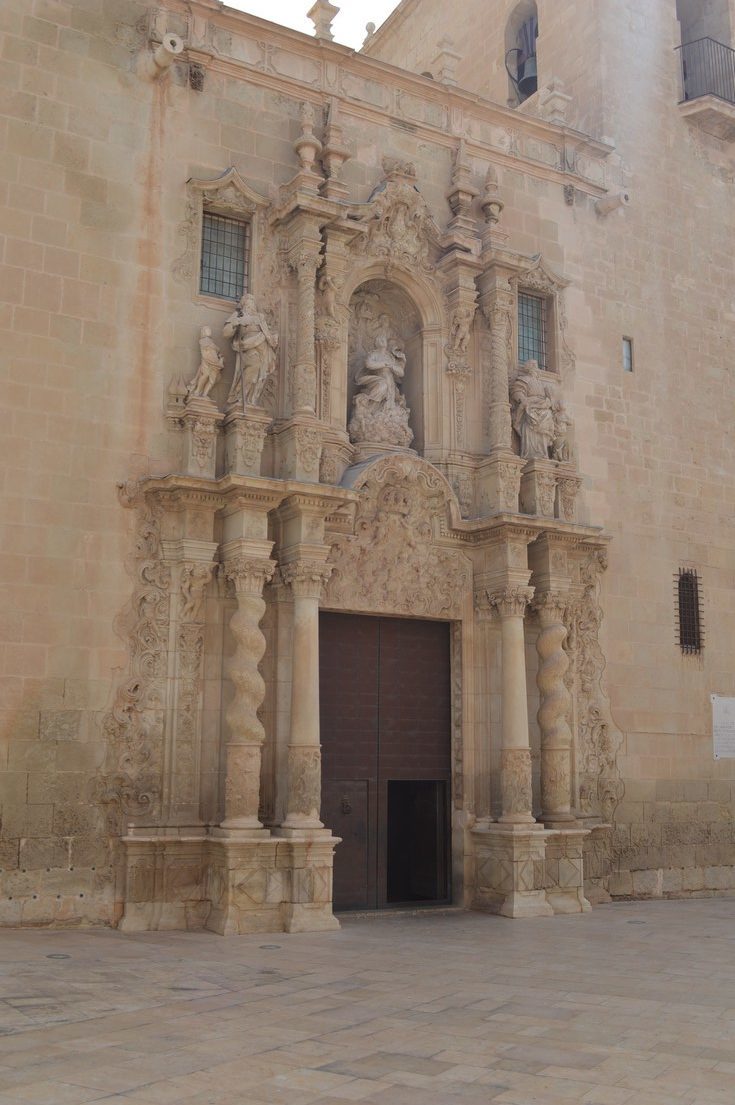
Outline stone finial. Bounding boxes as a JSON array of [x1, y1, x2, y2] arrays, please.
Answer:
[[481, 165, 504, 225], [447, 139, 479, 229], [307, 0, 339, 41], [538, 77, 572, 126], [293, 100, 323, 182], [432, 36, 460, 86], [363, 21, 376, 48], [321, 98, 351, 198]]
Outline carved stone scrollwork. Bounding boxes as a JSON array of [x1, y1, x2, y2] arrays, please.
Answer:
[[353, 162, 439, 274], [315, 300, 341, 422], [225, 416, 269, 477], [557, 475, 581, 522], [481, 289, 514, 451], [564, 549, 623, 821], [488, 586, 534, 619], [295, 425, 322, 477], [446, 305, 475, 448], [190, 416, 218, 471], [173, 621, 205, 812], [289, 248, 320, 412], [498, 461, 522, 512], [500, 747, 533, 820], [537, 472, 557, 518], [99, 487, 170, 832]]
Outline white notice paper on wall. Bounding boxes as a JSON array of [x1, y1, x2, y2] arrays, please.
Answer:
[[711, 695, 735, 759]]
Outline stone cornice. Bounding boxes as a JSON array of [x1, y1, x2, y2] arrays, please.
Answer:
[[138, 472, 358, 515], [438, 511, 606, 548], [157, 0, 616, 196]]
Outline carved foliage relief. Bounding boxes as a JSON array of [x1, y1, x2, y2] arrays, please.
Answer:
[[564, 549, 624, 821], [98, 484, 170, 833], [324, 456, 471, 619]]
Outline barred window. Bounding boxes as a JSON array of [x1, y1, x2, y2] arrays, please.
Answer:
[[677, 569, 703, 654], [200, 212, 250, 300], [518, 292, 548, 370]]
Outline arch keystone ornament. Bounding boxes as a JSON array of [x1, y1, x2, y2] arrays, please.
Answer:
[[350, 161, 442, 276], [324, 454, 471, 620]]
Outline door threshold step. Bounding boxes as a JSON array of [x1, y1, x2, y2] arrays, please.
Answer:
[[337, 905, 465, 922]]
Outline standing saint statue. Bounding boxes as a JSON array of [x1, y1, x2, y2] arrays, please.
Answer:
[[223, 293, 278, 408], [510, 358, 559, 460], [186, 326, 224, 400], [348, 327, 414, 448]]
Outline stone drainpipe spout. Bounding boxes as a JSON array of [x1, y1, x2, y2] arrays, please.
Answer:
[[142, 33, 184, 80]]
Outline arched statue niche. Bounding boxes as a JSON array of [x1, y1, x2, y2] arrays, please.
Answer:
[[347, 280, 423, 459]]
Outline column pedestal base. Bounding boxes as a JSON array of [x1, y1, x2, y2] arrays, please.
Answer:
[[544, 828, 592, 914], [472, 825, 553, 918], [472, 824, 592, 917], [117, 832, 341, 936]]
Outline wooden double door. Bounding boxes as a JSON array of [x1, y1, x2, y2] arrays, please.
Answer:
[[320, 613, 451, 911]]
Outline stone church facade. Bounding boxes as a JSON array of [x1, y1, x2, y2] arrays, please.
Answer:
[[1, 0, 734, 932]]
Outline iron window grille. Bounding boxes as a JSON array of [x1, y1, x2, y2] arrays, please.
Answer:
[[676, 568, 703, 654], [200, 212, 250, 301], [518, 291, 548, 370]]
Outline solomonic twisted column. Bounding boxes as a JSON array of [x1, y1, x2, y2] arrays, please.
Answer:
[[281, 558, 333, 831], [220, 556, 276, 832], [489, 586, 535, 824], [534, 590, 574, 824]]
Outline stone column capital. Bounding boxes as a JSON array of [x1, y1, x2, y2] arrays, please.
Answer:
[[479, 286, 515, 327], [532, 589, 569, 625], [288, 244, 321, 279], [280, 559, 333, 600], [488, 586, 535, 619], [223, 556, 276, 595]]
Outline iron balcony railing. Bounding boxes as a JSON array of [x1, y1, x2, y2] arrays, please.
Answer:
[[677, 37, 735, 106]]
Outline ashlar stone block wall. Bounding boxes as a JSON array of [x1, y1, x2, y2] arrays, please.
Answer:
[[0, 0, 734, 926]]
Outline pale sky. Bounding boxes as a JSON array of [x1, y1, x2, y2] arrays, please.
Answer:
[[226, 0, 401, 50]]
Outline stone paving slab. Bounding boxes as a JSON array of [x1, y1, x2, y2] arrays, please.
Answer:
[[0, 899, 733, 1104]]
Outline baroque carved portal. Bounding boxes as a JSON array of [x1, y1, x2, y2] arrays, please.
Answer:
[[347, 282, 420, 453]]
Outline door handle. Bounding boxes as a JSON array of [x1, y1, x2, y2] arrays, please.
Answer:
[[341, 796, 352, 815]]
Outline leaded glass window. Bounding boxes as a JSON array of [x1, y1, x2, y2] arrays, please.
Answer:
[[518, 291, 548, 370], [200, 212, 250, 300]]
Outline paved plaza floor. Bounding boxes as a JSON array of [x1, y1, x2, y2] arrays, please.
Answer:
[[0, 898, 733, 1105]]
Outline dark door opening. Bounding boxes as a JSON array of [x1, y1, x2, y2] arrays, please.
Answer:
[[386, 780, 448, 904], [320, 613, 451, 911]]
